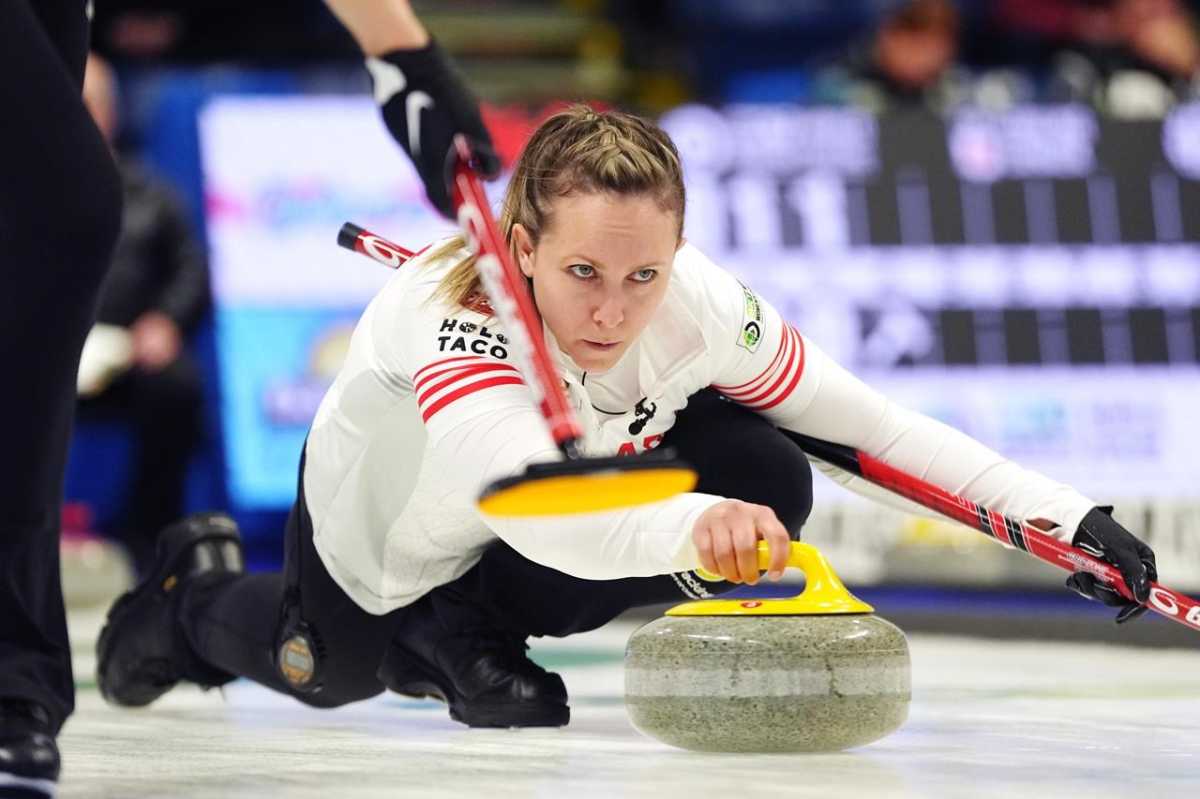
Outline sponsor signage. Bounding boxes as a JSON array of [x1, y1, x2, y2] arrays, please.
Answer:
[[201, 97, 1200, 529]]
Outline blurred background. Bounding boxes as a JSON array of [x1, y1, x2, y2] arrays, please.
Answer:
[[65, 0, 1200, 644]]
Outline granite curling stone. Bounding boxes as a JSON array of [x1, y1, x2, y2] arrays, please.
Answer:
[[625, 542, 910, 753]]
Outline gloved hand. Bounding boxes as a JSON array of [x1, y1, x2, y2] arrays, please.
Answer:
[[366, 39, 500, 218], [1066, 507, 1157, 624]]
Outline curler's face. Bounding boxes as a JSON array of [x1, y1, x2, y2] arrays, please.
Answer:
[[512, 191, 680, 374]]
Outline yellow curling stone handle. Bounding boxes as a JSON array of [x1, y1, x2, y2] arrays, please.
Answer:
[[666, 541, 874, 617]]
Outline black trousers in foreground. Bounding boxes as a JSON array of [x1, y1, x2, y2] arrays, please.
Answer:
[[0, 0, 123, 732], [178, 390, 815, 709]]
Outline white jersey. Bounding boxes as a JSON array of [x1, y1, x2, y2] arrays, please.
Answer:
[[304, 241, 1098, 615]]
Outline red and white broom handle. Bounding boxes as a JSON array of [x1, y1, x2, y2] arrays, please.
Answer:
[[446, 138, 583, 456], [792, 434, 1200, 633], [337, 222, 414, 266]]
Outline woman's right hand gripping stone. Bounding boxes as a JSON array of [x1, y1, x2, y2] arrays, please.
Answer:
[[691, 500, 791, 585]]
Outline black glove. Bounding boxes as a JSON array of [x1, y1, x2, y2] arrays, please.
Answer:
[[1066, 507, 1157, 624], [366, 39, 500, 218]]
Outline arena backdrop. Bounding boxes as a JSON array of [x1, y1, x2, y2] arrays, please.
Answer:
[[198, 96, 1200, 589]]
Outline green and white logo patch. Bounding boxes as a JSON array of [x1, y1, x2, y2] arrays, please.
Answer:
[[737, 282, 763, 353]]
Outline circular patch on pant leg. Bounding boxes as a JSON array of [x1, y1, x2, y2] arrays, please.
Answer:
[[279, 635, 316, 688]]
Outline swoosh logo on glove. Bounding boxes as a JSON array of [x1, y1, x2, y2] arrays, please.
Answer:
[[406, 91, 434, 158]]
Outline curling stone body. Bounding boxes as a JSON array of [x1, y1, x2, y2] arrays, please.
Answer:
[[625, 613, 909, 753], [624, 541, 911, 753]]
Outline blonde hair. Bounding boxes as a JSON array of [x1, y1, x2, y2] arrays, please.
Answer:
[[427, 104, 686, 310]]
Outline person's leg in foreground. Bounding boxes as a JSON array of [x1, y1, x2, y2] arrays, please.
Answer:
[[0, 2, 123, 795]]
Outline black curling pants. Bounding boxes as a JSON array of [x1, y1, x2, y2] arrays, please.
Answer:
[[0, 1, 124, 732], [178, 390, 815, 708]]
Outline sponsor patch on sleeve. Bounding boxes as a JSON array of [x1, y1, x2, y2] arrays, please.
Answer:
[[435, 318, 510, 359], [736, 282, 764, 353]]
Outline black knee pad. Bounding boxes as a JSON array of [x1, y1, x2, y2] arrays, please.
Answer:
[[769, 448, 814, 538], [769, 428, 819, 534], [737, 437, 812, 537], [664, 390, 815, 537]]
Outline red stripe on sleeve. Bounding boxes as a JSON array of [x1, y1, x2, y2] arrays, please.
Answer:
[[712, 327, 788, 396], [421, 375, 526, 422], [748, 328, 805, 411], [416, 361, 521, 406], [413, 355, 489, 384], [735, 326, 798, 407], [416, 361, 490, 387]]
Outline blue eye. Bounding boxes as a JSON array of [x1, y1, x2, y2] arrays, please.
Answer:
[[631, 269, 657, 283], [569, 264, 595, 279]]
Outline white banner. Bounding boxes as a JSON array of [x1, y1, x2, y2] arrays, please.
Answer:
[[198, 96, 463, 306]]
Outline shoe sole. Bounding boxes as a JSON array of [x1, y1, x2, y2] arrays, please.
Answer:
[[0, 770, 57, 798], [96, 516, 242, 707], [383, 646, 570, 728]]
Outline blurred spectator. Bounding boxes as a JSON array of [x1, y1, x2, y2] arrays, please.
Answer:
[[990, 0, 1200, 108], [607, 0, 693, 110], [815, 0, 969, 112], [78, 53, 210, 576], [90, 1, 356, 63]]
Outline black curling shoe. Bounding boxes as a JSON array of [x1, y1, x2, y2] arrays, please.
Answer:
[[0, 700, 58, 798], [96, 512, 243, 707], [379, 592, 569, 728]]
